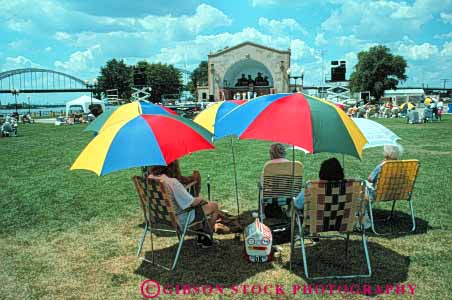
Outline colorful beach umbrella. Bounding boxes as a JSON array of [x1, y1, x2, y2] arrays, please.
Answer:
[[215, 93, 367, 159], [84, 101, 177, 133], [193, 101, 243, 133], [352, 118, 400, 149], [399, 102, 415, 110], [227, 100, 247, 105], [71, 114, 214, 176]]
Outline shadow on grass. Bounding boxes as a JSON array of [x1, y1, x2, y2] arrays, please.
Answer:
[[288, 239, 411, 295], [135, 237, 273, 286], [368, 207, 432, 238], [136, 210, 256, 238]]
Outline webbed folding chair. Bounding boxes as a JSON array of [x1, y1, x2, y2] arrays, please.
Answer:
[[132, 175, 211, 271], [365, 160, 420, 235], [258, 161, 303, 223], [290, 179, 371, 279]]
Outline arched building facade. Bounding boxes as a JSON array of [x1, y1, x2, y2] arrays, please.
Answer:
[[206, 42, 291, 100]]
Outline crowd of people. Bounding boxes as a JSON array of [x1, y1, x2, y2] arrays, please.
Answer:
[[346, 98, 446, 121]]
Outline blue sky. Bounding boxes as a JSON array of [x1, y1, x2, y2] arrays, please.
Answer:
[[1, 0, 452, 104]]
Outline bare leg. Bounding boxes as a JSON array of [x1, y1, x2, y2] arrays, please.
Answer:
[[202, 202, 220, 229]]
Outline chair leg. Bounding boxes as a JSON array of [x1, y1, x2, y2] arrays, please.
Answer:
[[301, 231, 372, 280], [140, 212, 194, 271], [289, 203, 295, 271], [170, 215, 192, 270], [370, 199, 416, 235], [368, 200, 382, 235], [389, 200, 396, 219], [408, 199, 416, 232], [149, 221, 155, 265], [136, 222, 149, 257], [300, 228, 310, 278], [361, 233, 372, 277], [345, 233, 350, 259]]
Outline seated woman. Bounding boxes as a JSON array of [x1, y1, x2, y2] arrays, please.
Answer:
[[268, 143, 289, 163], [148, 159, 201, 196], [294, 157, 344, 210], [368, 144, 403, 186], [262, 143, 290, 218], [149, 163, 221, 248]]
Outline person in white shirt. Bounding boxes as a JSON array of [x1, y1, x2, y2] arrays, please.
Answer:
[[437, 99, 444, 120], [431, 99, 438, 119], [149, 163, 221, 247]]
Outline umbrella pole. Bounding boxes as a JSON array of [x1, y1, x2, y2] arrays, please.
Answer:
[[291, 144, 295, 209], [230, 137, 241, 225], [342, 154, 345, 171]]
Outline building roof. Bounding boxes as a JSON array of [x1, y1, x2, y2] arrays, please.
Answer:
[[384, 89, 425, 96], [208, 41, 290, 58]]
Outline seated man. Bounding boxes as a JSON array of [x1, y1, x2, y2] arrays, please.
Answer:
[[149, 163, 221, 247], [149, 159, 202, 196]]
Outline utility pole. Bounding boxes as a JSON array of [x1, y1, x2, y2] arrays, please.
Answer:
[[320, 50, 327, 98], [440, 79, 450, 89]]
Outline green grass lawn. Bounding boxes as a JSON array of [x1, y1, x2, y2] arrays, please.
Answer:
[[1, 117, 451, 300]]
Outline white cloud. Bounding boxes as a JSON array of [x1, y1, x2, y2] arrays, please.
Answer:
[[344, 51, 358, 69], [441, 41, 452, 56], [8, 40, 28, 49], [290, 39, 319, 61], [315, 33, 328, 46], [184, 4, 232, 34], [1, 1, 231, 40], [6, 18, 33, 32], [2, 56, 42, 70], [54, 45, 101, 73], [45, 47, 52, 52], [434, 32, 452, 39], [397, 42, 439, 60], [251, 0, 278, 7], [258, 17, 307, 36], [46, 3, 232, 58], [54, 32, 71, 41], [152, 27, 293, 66], [322, 0, 452, 41], [440, 12, 452, 24]]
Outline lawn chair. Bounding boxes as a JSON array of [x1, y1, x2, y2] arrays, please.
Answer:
[[365, 160, 420, 235], [258, 161, 303, 223], [132, 175, 211, 271], [290, 179, 371, 279], [406, 110, 419, 124]]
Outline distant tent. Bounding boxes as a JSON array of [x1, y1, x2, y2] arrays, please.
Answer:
[[65, 95, 104, 116]]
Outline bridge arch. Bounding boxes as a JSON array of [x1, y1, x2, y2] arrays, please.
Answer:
[[0, 68, 91, 93]]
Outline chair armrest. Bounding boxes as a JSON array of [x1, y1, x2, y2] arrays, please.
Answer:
[[184, 180, 197, 190], [177, 199, 208, 215], [364, 180, 374, 191]]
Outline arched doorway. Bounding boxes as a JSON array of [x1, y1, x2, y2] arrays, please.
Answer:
[[222, 59, 274, 100]]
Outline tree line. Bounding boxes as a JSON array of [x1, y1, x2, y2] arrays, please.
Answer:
[[96, 59, 183, 103]]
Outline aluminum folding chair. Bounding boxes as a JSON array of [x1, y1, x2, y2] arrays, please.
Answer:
[[132, 175, 211, 271], [258, 161, 303, 222], [290, 179, 371, 279], [365, 159, 420, 235]]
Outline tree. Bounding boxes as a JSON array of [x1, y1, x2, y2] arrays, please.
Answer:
[[135, 61, 182, 102], [97, 59, 133, 101], [349, 45, 407, 102], [187, 61, 208, 95]]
